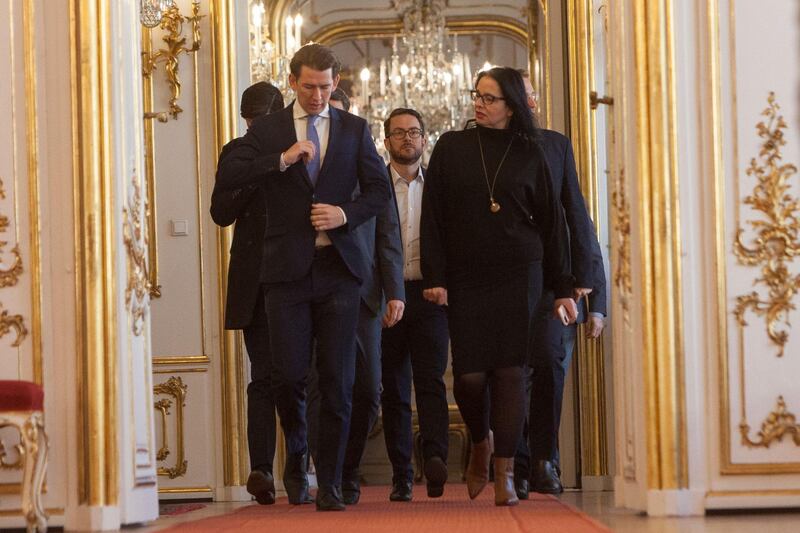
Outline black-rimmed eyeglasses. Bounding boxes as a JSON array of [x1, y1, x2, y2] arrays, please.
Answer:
[[470, 90, 505, 106], [388, 128, 424, 140]]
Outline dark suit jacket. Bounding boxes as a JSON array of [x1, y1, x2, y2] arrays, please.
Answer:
[[351, 165, 405, 316], [538, 129, 607, 318], [216, 103, 391, 285], [210, 137, 265, 330]]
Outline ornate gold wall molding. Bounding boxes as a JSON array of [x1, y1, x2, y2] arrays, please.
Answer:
[[0, 179, 24, 289], [141, 3, 203, 120], [733, 92, 799, 358], [0, 304, 28, 347], [308, 15, 527, 47], [210, 0, 250, 488], [70, 0, 119, 506], [632, 0, 687, 490], [123, 173, 152, 336], [740, 396, 800, 449], [612, 168, 632, 325], [153, 376, 188, 479]]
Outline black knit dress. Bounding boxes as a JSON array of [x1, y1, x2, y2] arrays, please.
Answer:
[[420, 125, 572, 376]]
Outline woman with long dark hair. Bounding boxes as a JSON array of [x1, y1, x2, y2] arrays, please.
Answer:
[[420, 67, 577, 505]]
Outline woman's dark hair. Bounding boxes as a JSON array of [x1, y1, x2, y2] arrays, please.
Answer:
[[475, 67, 540, 145]]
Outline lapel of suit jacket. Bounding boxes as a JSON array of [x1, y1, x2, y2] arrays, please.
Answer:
[[315, 106, 341, 189], [283, 102, 314, 191]]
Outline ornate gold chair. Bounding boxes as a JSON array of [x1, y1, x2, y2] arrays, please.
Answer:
[[0, 381, 49, 533]]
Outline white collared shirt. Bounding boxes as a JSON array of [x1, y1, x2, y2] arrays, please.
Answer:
[[280, 102, 339, 247], [291, 102, 331, 165], [391, 164, 424, 281]]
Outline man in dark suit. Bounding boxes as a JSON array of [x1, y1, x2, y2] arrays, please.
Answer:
[[210, 81, 284, 505], [512, 71, 607, 497], [216, 43, 391, 511], [380, 108, 450, 502], [308, 86, 407, 506]]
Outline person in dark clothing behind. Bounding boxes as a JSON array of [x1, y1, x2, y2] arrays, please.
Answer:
[[210, 81, 285, 505], [512, 70, 606, 498], [329, 87, 351, 112], [420, 67, 577, 506]]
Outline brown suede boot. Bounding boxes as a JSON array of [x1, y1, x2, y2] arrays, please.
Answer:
[[466, 431, 493, 499], [493, 457, 520, 506]]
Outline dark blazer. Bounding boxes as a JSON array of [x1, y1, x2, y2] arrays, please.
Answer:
[[351, 164, 405, 315], [539, 129, 607, 318], [216, 103, 391, 284], [210, 137, 265, 329]]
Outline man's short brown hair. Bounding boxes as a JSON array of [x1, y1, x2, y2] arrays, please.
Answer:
[[290, 42, 341, 78], [383, 108, 425, 138]]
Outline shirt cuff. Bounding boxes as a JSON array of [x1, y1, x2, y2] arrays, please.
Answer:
[[336, 207, 347, 225], [279, 152, 288, 172], [589, 311, 605, 319]]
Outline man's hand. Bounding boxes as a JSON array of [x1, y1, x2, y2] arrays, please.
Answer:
[[423, 287, 448, 306], [283, 141, 317, 165], [310, 204, 345, 231], [553, 297, 578, 325], [573, 287, 593, 300], [586, 315, 605, 338], [382, 300, 405, 328]]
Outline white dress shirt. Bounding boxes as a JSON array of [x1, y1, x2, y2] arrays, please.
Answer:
[[280, 103, 343, 247], [391, 164, 424, 281]]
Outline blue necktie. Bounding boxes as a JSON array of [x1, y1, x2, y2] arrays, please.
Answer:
[[306, 114, 321, 185]]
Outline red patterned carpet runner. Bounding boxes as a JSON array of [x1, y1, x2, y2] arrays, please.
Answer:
[[159, 485, 612, 533]]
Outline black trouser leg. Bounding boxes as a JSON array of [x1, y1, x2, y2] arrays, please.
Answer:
[[380, 315, 414, 483], [243, 290, 275, 475]]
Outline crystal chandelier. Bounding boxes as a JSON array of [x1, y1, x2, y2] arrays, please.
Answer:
[[140, 0, 175, 28], [360, 0, 474, 149], [249, 1, 304, 101]]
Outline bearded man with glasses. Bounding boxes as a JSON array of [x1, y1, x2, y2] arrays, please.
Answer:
[[379, 108, 451, 503]]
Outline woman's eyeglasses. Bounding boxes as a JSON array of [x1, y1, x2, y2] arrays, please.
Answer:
[[470, 90, 505, 106]]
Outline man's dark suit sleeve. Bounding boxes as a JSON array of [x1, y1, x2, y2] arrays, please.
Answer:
[[215, 124, 283, 193], [210, 140, 261, 227], [375, 198, 405, 303], [588, 238, 607, 316], [337, 120, 391, 229], [560, 140, 596, 288]]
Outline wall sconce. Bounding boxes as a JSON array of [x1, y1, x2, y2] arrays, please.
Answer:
[[141, 1, 203, 120]]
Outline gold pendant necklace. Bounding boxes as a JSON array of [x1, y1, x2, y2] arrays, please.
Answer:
[[477, 128, 514, 214]]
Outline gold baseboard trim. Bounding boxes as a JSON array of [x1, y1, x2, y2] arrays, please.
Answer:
[[153, 355, 210, 365], [158, 486, 213, 494], [154, 368, 208, 374], [0, 507, 63, 517], [708, 489, 800, 497]]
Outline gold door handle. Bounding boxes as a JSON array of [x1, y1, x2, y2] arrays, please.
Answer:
[[590, 91, 614, 110]]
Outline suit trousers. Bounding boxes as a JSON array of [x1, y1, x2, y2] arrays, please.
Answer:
[[264, 247, 360, 488], [514, 316, 577, 479], [380, 280, 450, 483], [243, 287, 276, 475], [307, 301, 383, 484]]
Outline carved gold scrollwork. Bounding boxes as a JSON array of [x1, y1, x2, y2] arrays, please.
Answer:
[[0, 178, 24, 288], [0, 437, 24, 469], [733, 93, 800, 357], [123, 173, 152, 336], [612, 168, 632, 324], [740, 396, 800, 448], [141, 3, 203, 120], [0, 305, 27, 347], [153, 376, 188, 478]]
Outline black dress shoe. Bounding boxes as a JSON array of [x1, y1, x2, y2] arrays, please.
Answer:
[[424, 456, 447, 498], [283, 453, 311, 504], [246, 470, 276, 505], [316, 486, 346, 511], [389, 480, 413, 502], [532, 460, 563, 494], [514, 477, 529, 500], [342, 479, 361, 505]]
